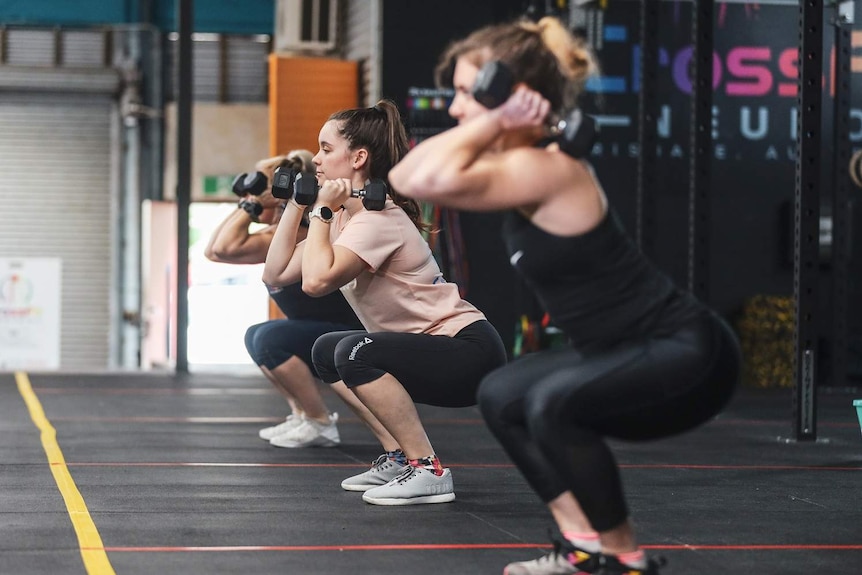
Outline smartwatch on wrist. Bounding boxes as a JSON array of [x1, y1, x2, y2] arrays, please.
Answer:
[[309, 205, 334, 223]]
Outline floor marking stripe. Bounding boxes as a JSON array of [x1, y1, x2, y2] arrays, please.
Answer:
[[64, 462, 516, 469], [621, 463, 862, 471], [650, 545, 862, 550], [44, 415, 858, 428], [89, 543, 862, 552], [94, 544, 550, 552], [15, 372, 115, 575], [49, 416, 487, 424], [63, 462, 862, 471], [52, 417, 292, 423], [33, 387, 273, 395]]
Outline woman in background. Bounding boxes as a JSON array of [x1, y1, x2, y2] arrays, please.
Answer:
[[205, 150, 365, 448], [391, 17, 740, 574]]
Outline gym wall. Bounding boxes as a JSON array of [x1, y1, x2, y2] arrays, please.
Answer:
[[161, 102, 270, 202]]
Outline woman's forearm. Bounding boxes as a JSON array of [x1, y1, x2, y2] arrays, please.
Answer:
[[262, 201, 304, 285], [300, 218, 337, 296]]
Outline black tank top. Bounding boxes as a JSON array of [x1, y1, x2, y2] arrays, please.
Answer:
[[503, 207, 704, 350], [267, 282, 363, 329]]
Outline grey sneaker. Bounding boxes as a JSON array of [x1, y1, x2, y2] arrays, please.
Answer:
[[258, 414, 303, 441], [504, 536, 600, 575], [341, 454, 406, 492], [361, 465, 455, 505], [269, 412, 340, 448]]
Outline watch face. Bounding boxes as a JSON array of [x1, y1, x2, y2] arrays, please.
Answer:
[[312, 205, 333, 222]]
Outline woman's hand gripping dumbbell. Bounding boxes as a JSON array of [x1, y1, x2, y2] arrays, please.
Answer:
[[271, 167, 388, 211], [233, 170, 282, 224]]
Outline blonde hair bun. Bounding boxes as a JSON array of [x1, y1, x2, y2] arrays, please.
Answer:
[[286, 149, 314, 172], [537, 16, 596, 84]]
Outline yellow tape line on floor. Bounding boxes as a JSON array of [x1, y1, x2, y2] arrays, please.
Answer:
[[15, 372, 116, 575]]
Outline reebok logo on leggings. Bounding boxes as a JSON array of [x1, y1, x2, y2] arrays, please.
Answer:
[[349, 337, 373, 360]]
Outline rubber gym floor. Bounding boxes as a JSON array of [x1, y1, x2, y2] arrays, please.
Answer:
[[2, 370, 860, 575]]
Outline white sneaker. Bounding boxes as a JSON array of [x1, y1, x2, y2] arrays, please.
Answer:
[[361, 465, 455, 505], [341, 454, 407, 492], [269, 412, 340, 448], [258, 414, 303, 441]]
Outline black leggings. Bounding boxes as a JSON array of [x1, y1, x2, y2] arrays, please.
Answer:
[[312, 320, 507, 408], [477, 311, 740, 531]]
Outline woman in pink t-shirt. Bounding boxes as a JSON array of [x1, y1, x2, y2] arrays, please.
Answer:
[[262, 99, 507, 506]]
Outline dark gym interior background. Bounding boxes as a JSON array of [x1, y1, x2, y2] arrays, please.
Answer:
[[0, 0, 859, 387]]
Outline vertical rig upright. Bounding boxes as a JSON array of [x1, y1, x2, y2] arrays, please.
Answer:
[[175, 0, 193, 373], [828, 1, 853, 389], [688, 0, 713, 304], [636, 0, 660, 259], [793, 0, 825, 440]]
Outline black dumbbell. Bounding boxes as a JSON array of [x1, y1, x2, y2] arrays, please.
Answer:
[[292, 172, 318, 205], [557, 108, 597, 160], [232, 171, 268, 197], [270, 166, 298, 200], [293, 171, 387, 211], [470, 60, 597, 159], [471, 60, 515, 109], [356, 180, 388, 211]]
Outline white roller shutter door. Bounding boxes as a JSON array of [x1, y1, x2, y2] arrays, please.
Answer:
[[0, 93, 117, 369]]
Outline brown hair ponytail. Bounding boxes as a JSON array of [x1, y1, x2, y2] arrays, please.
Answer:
[[329, 100, 429, 231]]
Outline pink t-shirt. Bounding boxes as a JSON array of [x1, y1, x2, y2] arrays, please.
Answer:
[[330, 200, 486, 336]]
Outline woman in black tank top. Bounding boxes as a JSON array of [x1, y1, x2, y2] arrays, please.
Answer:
[[391, 16, 740, 575], [204, 150, 368, 450]]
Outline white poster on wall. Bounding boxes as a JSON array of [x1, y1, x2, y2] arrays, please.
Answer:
[[0, 258, 62, 370]]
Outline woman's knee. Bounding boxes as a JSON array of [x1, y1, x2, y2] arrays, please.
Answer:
[[312, 331, 358, 382], [244, 323, 269, 364], [244, 323, 264, 355], [312, 332, 339, 367]]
